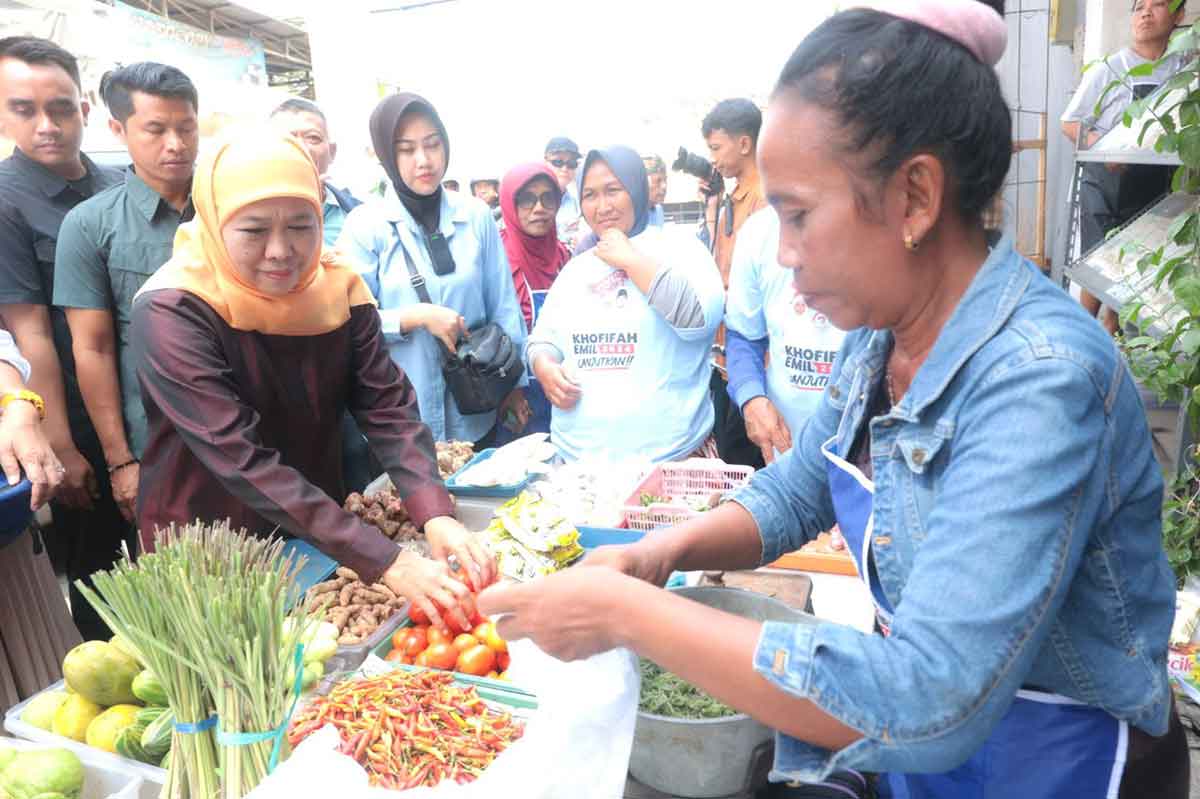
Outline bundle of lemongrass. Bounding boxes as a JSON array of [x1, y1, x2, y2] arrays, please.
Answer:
[[77, 521, 315, 799]]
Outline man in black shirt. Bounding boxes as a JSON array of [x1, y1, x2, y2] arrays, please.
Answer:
[[0, 36, 128, 640]]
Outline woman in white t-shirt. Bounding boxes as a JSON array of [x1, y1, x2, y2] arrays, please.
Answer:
[[526, 146, 725, 463]]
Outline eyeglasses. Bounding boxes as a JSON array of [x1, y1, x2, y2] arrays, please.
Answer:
[[515, 191, 561, 211], [547, 158, 579, 170]]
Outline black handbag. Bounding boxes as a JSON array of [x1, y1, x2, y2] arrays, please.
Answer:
[[394, 236, 522, 415]]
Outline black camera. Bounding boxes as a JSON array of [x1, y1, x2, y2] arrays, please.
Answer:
[[672, 147, 724, 196]]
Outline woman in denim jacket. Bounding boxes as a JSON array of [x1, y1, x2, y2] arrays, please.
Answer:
[[479, 2, 1187, 796]]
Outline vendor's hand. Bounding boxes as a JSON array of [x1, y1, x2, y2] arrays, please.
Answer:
[[421, 305, 468, 354], [580, 539, 677, 588], [54, 445, 97, 510], [499, 389, 531, 433], [424, 515, 496, 591], [0, 400, 63, 509], [478, 567, 632, 661], [381, 550, 475, 633], [593, 228, 639, 273], [109, 461, 139, 522], [532, 355, 581, 410], [742, 396, 792, 465]]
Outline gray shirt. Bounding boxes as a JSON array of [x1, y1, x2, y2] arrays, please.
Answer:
[[53, 168, 193, 458], [1061, 48, 1190, 137]]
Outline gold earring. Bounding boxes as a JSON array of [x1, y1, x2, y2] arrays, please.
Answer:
[[904, 232, 919, 251]]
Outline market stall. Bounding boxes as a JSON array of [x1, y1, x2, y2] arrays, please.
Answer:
[[1, 433, 873, 799]]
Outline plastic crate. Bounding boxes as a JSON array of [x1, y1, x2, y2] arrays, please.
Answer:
[[4, 680, 166, 789], [622, 459, 754, 531], [0, 734, 155, 799]]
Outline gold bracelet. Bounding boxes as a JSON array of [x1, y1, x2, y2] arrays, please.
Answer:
[[0, 389, 45, 420]]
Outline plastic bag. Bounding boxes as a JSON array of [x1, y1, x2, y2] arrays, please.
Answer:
[[246, 639, 639, 799]]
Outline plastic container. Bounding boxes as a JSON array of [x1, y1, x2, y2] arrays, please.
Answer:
[[443, 448, 532, 498], [280, 539, 338, 600], [622, 460, 754, 531], [4, 680, 166, 788], [0, 734, 156, 799], [577, 526, 644, 548], [0, 478, 33, 548], [322, 608, 407, 680]]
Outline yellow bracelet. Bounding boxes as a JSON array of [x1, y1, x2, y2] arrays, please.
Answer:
[[1, 389, 45, 420]]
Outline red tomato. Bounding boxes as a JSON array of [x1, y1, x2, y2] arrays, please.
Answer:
[[391, 628, 409, 650], [426, 627, 452, 647], [496, 651, 511, 671], [402, 628, 428, 658], [486, 670, 499, 679], [455, 644, 496, 677], [384, 648, 405, 662], [413, 650, 432, 668], [452, 633, 478, 651], [408, 604, 429, 626], [425, 642, 458, 671]]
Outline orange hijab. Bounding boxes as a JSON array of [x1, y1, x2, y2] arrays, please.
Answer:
[[140, 129, 375, 335]]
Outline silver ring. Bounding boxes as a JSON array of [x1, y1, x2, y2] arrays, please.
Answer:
[[448, 554, 461, 573]]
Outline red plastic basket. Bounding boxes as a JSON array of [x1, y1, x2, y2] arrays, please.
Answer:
[[622, 459, 755, 531]]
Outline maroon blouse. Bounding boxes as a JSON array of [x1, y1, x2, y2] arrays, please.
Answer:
[[130, 289, 454, 583]]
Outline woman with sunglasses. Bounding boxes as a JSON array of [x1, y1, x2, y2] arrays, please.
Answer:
[[498, 163, 571, 436], [527, 146, 724, 463], [339, 94, 530, 445]]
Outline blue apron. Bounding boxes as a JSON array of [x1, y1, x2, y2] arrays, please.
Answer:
[[820, 437, 1129, 799]]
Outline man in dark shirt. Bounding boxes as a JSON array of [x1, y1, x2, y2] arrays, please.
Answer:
[[54, 62, 198, 523], [0, 36, 127, 640]]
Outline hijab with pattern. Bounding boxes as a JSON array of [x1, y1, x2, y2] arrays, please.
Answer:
[[137, 128, 375, 335], [499, 162, 571, 328], [573, 145, 651, 255]]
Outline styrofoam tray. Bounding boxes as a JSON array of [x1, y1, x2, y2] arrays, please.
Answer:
[[0, 734, 153, 799], [4, 681, 165, 791]]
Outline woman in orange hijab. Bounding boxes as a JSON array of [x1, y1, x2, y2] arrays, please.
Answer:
[[130, 130, 494, 630]]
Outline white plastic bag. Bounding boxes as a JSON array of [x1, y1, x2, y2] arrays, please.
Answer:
[[247, 640, 639, 799]]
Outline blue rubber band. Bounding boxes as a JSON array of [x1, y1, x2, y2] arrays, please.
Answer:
[[174, 715, 217, 734], [213, 644, 306, 773]]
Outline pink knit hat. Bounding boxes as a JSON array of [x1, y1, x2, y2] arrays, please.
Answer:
[[851, 0, 1008, 66]]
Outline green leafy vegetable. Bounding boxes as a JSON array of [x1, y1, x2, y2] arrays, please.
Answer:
[[638, 659, 735, 719]]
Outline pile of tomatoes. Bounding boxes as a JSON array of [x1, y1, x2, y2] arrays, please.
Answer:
[[386, 604, 511, 679]]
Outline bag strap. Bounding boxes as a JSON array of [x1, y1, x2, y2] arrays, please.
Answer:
[[392, 229, 434, 305], [388, 223, 458, 362]]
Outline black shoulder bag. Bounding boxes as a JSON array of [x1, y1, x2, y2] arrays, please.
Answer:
[[394, 235, 522, 415]]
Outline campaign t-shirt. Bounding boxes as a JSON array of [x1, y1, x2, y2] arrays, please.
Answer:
[[529, 226, 724, 463], [725, 207, 846, 438]]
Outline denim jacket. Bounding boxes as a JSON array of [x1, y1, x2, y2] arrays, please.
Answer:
[[731, 237, 1174, 780]]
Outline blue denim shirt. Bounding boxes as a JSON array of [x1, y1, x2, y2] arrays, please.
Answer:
[[337, 191, 527, 443], [731, 237, 1174, 780]]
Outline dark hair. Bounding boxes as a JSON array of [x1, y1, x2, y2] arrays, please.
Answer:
[[271, 96, 327, 124], [99, 62, 198, 124], [773, 9, 1011, 224], [1131, 0, 1187, 11], [470, 178, 499, 191], [0, 36, 81, 89], [701, 98, 763, 145]]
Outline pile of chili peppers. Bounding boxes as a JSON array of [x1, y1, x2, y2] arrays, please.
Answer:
[[286, 670, 525, 789]]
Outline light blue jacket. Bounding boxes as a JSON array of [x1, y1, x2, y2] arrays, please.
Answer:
[[733, 237, 1174, 780], [337, 190, 527, 443], [527, 226, 724, 462]]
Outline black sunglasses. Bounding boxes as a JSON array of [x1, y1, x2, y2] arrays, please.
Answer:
[[515, 190, 561, 211], [547, 158, 579, 169]]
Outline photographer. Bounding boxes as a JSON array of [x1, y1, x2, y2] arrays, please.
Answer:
[[683, 98, 769, 467]]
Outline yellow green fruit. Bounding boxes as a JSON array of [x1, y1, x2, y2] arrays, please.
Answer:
[[50, 695, 103, 743], [62, 641, 141, 706], [19, 691, 68, 731], [84, 705, 141, 754]]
